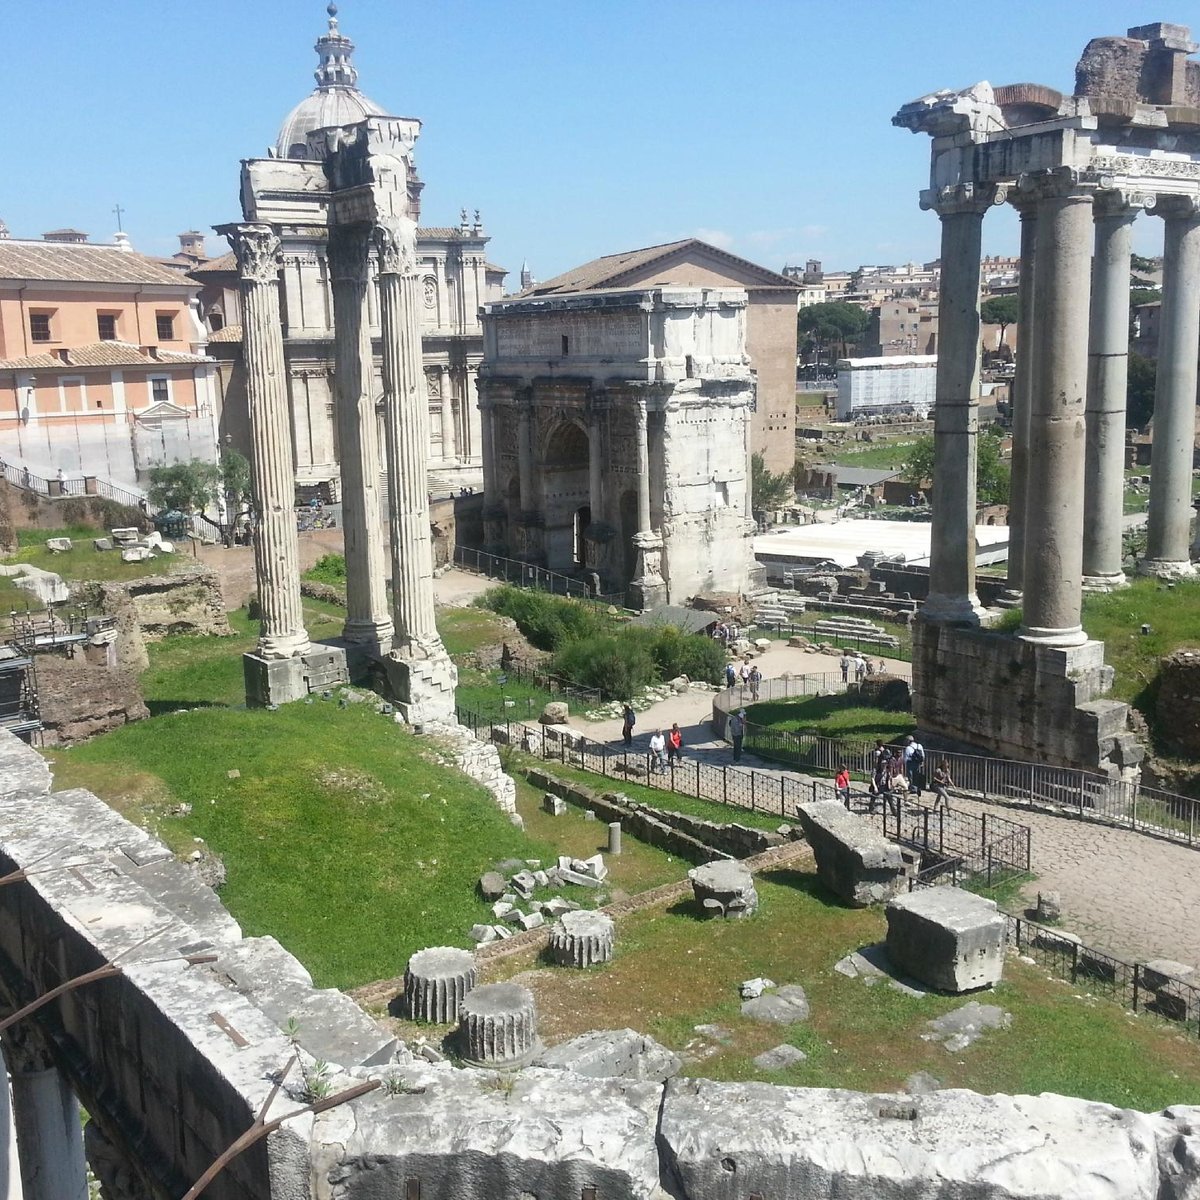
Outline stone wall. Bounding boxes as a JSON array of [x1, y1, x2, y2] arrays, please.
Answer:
[[35, 654, 149, 747], [1156, 648, 1200, 758], [911, 621, 1143, 778], [1, 730, 1198, 1199]]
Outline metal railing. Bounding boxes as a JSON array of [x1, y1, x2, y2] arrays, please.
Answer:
[[1, 462, 145, 511], [453, 546, 627, 608], [710, 671, 1200, 852]]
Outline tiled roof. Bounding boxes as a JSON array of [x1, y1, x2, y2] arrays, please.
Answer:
[[0, 341, 208, 370], [418, 227, 463, 239], [484, 262, 508, 274], [207, 325, 244, 343], [190, 252, 237, 275], [529, 238, 801, 296], [0, 241, 196, 287]]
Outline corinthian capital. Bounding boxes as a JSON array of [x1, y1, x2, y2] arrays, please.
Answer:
[[374, 214, 419, 275], [228, 224, 281, 285]]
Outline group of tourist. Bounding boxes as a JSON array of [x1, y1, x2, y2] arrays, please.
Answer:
[[711, 620, 741, 645], [621, 703, 686, 773], [833, 734, 955, 814], [724, 659, 762, 701], [838, 651, 886, 683]]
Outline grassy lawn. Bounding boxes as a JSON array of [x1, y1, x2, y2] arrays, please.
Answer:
[[827, 440, 919, 472], [748, 692, 915, 742], [438, 605, 518, 659], [488, 868, 1200, 1109]]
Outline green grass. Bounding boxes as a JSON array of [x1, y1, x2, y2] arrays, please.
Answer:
[[5, 537, 181, 583], [748, 692, 915, 741], [455, 666, 561, 724], [438, 606, 518, 659], [494, 868, 1200, 1109], [828, 439, 919, 472], [46, 702, 562, 990]]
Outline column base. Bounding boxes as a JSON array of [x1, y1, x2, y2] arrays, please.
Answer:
[[258, 631, 312, 660], [1017, 623, 1089, 647], [993, 588, 1022, 610], [244, 646, 349, 707], [340, 619, 395, 656], [382, 641, 458, 727], [1136, 558, 1196, 580], [628, 575, 667, 612], [920, 592, 986, 625], [1082, 572, 1129, 592]]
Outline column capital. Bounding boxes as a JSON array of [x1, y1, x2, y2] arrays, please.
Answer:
[[1012, 168, 1095, 206], [1093, 189, 1155, 221], [1155, 194, 1200, 221], [920, 182, 1007, 216], [374, 214, 419, 275], [226, 223, 281, 285]]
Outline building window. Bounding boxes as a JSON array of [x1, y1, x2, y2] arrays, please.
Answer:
[[561, 335, 569, 356], [29, 313, 52, 343], [151, 378, 169, 405], [98, 314, 118, 341], [208, 310, 225, 333], [156, 313, 175, 341]]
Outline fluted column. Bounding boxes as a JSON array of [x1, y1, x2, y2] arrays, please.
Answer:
[[229, 224, 310, 660], [1018, 172, 1095, 645], [439, 367, 457, 461], [1000, 199, 1037, 605], [588, 409, 603, 521], [920, 184, 1000, 623], [329, 223, 393, 649], [1141, 195, 1200, 577], [635, 398, 652, 533], [1084, 193, 1144, 589], [376, 218, 457, 722]]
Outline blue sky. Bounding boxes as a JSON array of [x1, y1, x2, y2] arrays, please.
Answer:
[[8, 1, 1172, 278]]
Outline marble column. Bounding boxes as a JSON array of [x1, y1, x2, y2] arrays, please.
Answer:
[[439, 367, 457, 462], [920, 184, 999, 623], [588, 410, 604, 524], [1083, 193, 1143, 589], [629, 397, 665, 609], [375, 217, 457, 723], [1, 1044, 21, 1200], [999, 199, 1037, 605], [329, 224, 394, 649], [635, 399, 652, 533], [1141, 195, 1200, 577], [1019, 172, 1095, 645], [4, 1034, 86, 1200], [228, 224, 310, 660]]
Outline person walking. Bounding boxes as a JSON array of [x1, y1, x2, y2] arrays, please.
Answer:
[[667, 722, 683, 766], [931, 760, 954, 811], [649, 729, 666, 773], [854, 654, 867, 683], [748, 664, 761, 702], [835, 763, 851, 807], [725, 661, 737, 690], [621, 703, 636, 748], [839, 651, 851, 683], [739, 658, 752, 697], [729, 709, 746, 763], [903, 734, 926, 800]]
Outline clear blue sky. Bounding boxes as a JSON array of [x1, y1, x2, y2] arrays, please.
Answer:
[[8, 1, 1172, 278]]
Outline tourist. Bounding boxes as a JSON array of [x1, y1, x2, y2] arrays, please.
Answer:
[[621, 703, 636, 748], [839, 651, 851, 682], [903, 735, 926, 799], [931, 760, 955, 812], [835, 763, 851, 807], [725, 661, 737, 690], [885, 758, 908, 818], [748, 663, 761, 702], [728, 621, 740, 642], [729, 709, 746, 763], [649, 729, 666, 773], [854, 653, 867, 683], [888, 748, 904, 782], [668, 722, 683, 765], [713, 620, 727, 643], [739, 658, 752, 695]]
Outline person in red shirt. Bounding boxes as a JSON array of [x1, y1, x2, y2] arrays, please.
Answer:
[[667, 722, 683, 766], [835, 763, 851, 807]]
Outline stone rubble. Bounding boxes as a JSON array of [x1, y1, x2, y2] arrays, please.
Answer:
[[922, 1001, 1013, 1052], [753, 1044, 809, 1071]]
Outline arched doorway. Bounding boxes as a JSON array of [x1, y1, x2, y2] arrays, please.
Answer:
[[541, 420, 590, 573]]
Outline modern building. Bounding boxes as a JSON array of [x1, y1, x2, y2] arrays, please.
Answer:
[[477, 286, 757, 607], [835, 355, 937, 420], [196, 6, 507, 498], [522, 239, 800, 476], [0, 231, 218, 491]]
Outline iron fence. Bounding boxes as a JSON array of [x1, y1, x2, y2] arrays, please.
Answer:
[[1, 462, 144, 511], [453, 546, 627, 608]]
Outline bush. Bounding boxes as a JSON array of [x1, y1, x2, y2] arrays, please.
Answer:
[[550, 632, 656, 698], [305, 554, 347, 586], [649, 623, 725, 684], [478, 585, 603, 651]]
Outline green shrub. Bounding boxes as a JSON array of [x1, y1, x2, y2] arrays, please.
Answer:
[[649, 623, 725, 684], [305, 554, 347, 586], [551, 632, 656, 698], [478, 585, 603, 650]]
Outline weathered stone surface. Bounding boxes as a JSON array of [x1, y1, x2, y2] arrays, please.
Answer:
[[659, 1080, 1172, 1199], [403, 946, 477, 1024], [458, 982, 540, 1068], [1035, 890, 1062, 923], [689, 859, 758, 918], [753, 1044, 808, 1071], [539, 700, 570, 725], [536, 1029, 681, 1082], [886, 887, 1006, 993], [1157, 648, 1200, 757], [741, 985, 810, 1025], [478, 871, 507, 900], [36, 653, 149, 747], [1142, 959, 1196, 992], [548, 909, 615, 967], [797, 800, 908, 907], [922, 1001, 1013, 1052]]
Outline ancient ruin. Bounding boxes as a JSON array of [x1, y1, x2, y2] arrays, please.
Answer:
[[895, 22, 1200, 774]]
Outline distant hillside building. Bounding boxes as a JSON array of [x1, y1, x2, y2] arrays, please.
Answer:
[[524, 239, 800, 475], [0, 232, 217, 491]]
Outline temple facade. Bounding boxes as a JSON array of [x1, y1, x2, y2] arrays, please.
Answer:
[[196, 6, 505, 499]]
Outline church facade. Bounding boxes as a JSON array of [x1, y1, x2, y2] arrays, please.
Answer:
[[195, 6, 505, 498], [478, 286, 757, 607]]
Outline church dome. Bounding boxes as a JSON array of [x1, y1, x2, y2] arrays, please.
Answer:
[[275, 4, 387, 160]]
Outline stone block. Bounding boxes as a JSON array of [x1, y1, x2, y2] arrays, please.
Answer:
[[688, 859, 758, 918], [1140, 959, 1196, 992], [404, 946, 477, 1023], [741, 985, 809, 1024], [542, 793, 567, 816], [478, 871, 506, 901], [45, 537, 73, 552], [796, 801, 907, 907], [457, 982, 540, 1068], [539, 700, 570, 725], [886, 887, 1005, 993], [753, 1044, 808, 1071], [536, 1029, 681, 1081], [549, 909, 615, 967]]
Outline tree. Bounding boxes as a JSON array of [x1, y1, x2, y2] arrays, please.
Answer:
[[901, 434, 935, 491], [1130, 253, 1158, 275], [901, 431, 1008, 505], [751, 452, 792, 512], [1127, 352, 1156, 430], [1130, 288, 1162, 310], [797, 301, 870, 361], [980, 294, 1019, 351], [220, 448, 251, 507], [146, 459, 221, 513]]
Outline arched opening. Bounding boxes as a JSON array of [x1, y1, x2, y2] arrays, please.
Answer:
[[541, 420, 591, 573]]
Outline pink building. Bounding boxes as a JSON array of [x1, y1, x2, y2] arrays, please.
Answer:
[[0, 230, 218, 492]]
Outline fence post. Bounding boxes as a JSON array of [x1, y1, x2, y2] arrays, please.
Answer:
[[1015, 917, 1022, 952], [1132, 786, 1138, 833], [780, 776, 785, 816], [921, 807, 929, 854], [723, 769, 728, 807], [750, 772, 756, 811], [980, 812, 987, 863], [1132, 963, 1140, 1013]]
